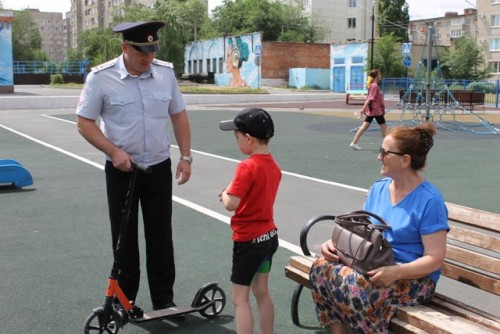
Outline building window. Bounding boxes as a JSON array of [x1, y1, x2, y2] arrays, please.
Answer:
[[492, 0, 500, 4], [450, 18, 462, 25], [450, 29, 462, 38], [492, 15, 500, 27], [348, 18, 356, 28], [348, 0, 357, 7], [489, 61, 500, 72], [352, 56, 363, 63], [489, 38, 500, 51], [334, 58, 345, 65]]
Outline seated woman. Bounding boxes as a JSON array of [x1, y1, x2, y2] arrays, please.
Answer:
[[310, 122, 449, 334]]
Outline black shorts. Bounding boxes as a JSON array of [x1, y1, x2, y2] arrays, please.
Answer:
[[364, 115, 386, 125], [231, 230, 279, 286]]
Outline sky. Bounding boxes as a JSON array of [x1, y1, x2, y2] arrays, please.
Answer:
[[1, 0, 474, 20]]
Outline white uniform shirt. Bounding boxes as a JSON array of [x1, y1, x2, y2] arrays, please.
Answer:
[[76, 55, 187, 166]]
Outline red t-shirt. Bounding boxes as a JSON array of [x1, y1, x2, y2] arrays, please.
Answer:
[[227, 154, 282, 242]]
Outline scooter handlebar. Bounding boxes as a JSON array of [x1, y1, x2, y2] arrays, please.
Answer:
[[132, 163, 152, 174]]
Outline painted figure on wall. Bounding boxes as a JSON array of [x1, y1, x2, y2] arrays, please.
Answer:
[[226, 36, 249, 87], [0, 12, 14, 88]]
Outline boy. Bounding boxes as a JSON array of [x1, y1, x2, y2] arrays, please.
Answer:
[[219, 108, 282, 334]]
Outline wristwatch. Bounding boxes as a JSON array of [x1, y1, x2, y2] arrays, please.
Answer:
[[180, 155, 193, 164]]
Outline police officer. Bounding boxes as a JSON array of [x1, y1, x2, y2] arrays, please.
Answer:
[[76, 21, 192, 311]]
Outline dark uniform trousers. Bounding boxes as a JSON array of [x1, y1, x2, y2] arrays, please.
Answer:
[[105, 158, 174, 307]]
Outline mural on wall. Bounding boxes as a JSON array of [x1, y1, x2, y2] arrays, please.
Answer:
[[225, 36, 250, 87], [0, 12, 14, 87], [184, 32, 261, 88], [330, 43, 368, 93]]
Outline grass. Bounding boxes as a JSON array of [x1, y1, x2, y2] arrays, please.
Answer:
[[49, 82, 269, 94], [179, 85, 268, 94]]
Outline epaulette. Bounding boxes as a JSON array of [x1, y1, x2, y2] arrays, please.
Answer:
[[91, 58, 118, 73], [152, 59, 174, 68]]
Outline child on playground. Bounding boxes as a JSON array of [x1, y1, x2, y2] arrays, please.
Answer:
[[350, 68, 388, 150], [218, 108, 282, 334]]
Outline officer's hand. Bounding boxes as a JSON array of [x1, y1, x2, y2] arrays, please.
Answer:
[[176, 160, 191, 185]]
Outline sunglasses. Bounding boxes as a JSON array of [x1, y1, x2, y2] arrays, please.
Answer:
[[379, 147, 405, 157]]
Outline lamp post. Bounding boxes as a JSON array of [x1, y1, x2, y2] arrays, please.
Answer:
[[370, 0, 375, 69]]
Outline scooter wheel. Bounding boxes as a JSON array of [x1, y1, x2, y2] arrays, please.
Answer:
[[83, 306, 123, 334], [198, 285, 226, 318]]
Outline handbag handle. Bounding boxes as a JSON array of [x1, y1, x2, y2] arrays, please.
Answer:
[[334, 210, 391, 231]]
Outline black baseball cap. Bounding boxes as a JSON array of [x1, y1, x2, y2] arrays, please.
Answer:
[[113, 21, 165, 53], [219, 108, 274, 139]]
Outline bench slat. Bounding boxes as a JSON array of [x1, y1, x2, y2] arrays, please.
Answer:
[[448, 225, 500, 252], [396, 304, 498, 334], [430, 293, 500, 332], [389, 318, 431, 334], [445, 244, 500, 275], [285, 265, 310, 287], [442, 262, 500, 295], [446, 203, 500, 233]]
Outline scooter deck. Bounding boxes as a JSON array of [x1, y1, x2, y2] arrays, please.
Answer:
[[134, 305, 196, 322]]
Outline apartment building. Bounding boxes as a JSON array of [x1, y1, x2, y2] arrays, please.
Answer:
[[408, 9, 478, 47], [477, 0, 500, 77], [28, 9, 65, 62], [280, 0, 374, 44], [409, 3, 500, 80]]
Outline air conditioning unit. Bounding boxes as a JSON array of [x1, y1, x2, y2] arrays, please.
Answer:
[[479, 38, 486, 43], [478, 13, 485, 19]]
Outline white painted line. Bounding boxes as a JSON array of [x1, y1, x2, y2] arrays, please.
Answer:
[[41, 113, 77, 124], [2, 114, 368, 256]]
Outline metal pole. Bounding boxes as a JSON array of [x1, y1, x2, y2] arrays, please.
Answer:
[[425, 25, 433, 122], [370, 1, 375, 69]]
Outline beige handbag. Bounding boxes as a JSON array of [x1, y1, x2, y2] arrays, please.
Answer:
[[332, 210, 395, 274]]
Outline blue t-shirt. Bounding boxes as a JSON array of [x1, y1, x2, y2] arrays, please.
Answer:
[[364, 178, 449, 283]]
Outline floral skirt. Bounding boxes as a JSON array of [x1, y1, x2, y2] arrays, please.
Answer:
[[309, 258, 436, 334]]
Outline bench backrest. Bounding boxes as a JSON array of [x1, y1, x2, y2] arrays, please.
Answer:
[[443, 202, 500, 295]]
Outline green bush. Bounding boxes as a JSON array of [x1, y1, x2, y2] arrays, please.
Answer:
[[50, 74, 64, 85], [466, 81, 496, 93]]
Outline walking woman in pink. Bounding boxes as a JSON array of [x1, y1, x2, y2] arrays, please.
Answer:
[[350, 69, 387, 150]]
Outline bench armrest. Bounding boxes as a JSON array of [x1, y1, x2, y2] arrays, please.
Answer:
[[299, 215, 336, 255]]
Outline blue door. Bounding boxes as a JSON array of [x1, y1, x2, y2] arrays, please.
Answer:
[[333, 67, 345, 93], [350, 66, 364, 90]]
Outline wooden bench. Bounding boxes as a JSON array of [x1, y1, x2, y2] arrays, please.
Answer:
[[284, 202, 500, 333], [346, 89, 367, 104], [451, 90, 486, 112]]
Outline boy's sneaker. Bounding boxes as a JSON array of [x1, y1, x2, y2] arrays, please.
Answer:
[[350, 143, 362, 150]]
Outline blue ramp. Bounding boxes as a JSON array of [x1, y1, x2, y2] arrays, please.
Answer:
[[0, 159, 33, 187]]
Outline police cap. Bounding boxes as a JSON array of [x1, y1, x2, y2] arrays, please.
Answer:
[[113, 21, 165, 53]]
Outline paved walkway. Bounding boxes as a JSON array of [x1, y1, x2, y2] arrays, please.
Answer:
[[1, 86, 499, 333]]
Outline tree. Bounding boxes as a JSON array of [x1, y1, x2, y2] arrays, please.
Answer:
[[180, 0, 207, 41], [78, 28, 122, 67], [208, 0, 325, 42], [12, 10, 47, 61], [368, 34, 406, 77], [440, 37, 491, 80], [377, 0, 409, 42]]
